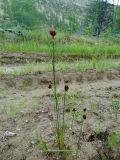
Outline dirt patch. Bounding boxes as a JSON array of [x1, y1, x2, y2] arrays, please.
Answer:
[[0, 52, 50, 64], [0, 51, 120, 160], [0, 72, 120, 160], [1, 52, 120, 64], [0, 69, 119, 90]]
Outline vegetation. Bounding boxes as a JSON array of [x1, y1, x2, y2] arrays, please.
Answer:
[[1, 0, 40, 29], [0, 31, 120, 58], [1, 0, 120, 34], [0, 0, 120, 160], [115, 5, 120, 31], [84, 0, 114, 36], [0, 59, 119, 76]]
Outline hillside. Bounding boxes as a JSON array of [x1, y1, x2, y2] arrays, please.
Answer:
[[36, 0, 89, 29], [0, 0, 89, 30]]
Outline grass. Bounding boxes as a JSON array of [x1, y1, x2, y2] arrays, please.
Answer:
[[0, 41, 120, 58], [0, 30, 120, 159], [0, 59, 119, 76], [107, 132, 120, 149], [34, 130, 49, 153], [112, 100, 120, 121], [0, 96, 26, 117], [0, 30, 120, 59]]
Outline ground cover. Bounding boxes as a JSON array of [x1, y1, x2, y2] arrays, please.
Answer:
[[0, 33, 120, 160]]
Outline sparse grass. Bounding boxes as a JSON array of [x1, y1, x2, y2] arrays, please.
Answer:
[[0, 30, 120, 160], [0, 59, 119, 76], [0, 97, 26, 117], [34, 130, 49, 153], [112, 100, 120, 121], [90, 101, 98, 111], [107, 132, 120, 149]]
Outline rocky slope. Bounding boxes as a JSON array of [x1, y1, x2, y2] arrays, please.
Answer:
[[35, 0, 89, 30]]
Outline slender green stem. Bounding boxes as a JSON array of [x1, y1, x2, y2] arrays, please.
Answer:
[[71, 112, 75, 131], [52, 38, 60, 147], [62, 91, 66, 134], [76, 120, 84, 157]]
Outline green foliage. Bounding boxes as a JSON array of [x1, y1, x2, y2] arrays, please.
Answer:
[[84, 0, 114, 36], [0, 97, 26, 117], [35, 131, 48, 153], [90, 101, 98, 111], [107, 132, 120, 149], [112, 100, 120, 110], [3, 0, 40, 28], [1, 38, 120, 58], [115, 6, 120, 32], [112, 100, 120, 120], [0, 59, 119, 77], [1, 0, 82, 32]]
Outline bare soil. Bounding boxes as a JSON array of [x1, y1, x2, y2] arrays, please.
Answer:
[[0, 52, 120, 160], [0, 51, 120, 64], [0, 73, 120, 160], [0, 52, 49, 64]]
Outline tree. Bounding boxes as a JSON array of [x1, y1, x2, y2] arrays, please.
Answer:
[[84, 0, 114, 36], [115, 5, 120, 31], [3, 0, 40, 29], [112, 0, 120, 32]]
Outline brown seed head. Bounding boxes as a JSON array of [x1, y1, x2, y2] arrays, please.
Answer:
[[64, 85, 69, 92], [50, 26, 56, 38], [65, 80, 69, 83], [72, 131, 75, 135], [83, 108, 87, 112], [48, 81, 52, 89], [83, 115, 87, 120], [72, 108, 76, 112], [48, 84, 52, 89]]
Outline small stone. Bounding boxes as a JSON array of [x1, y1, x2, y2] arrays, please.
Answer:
[[25, 120, 29, 123], [31, 141, 35, 145], [4, 131, 17, 138]]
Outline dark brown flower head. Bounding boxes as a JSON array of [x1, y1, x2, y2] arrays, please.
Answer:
[[83, 115, 87, 120], [83, 108, 87, 112], [65, 108, 70, 112], [48, 84, 52, 89], [65, 80, 69, 83], [72, 108, 76, 112], [64, 85, 69, 92], [50, 26, 56, 38], [72, 131, 75, 135], [48, 81, 52, 89]]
